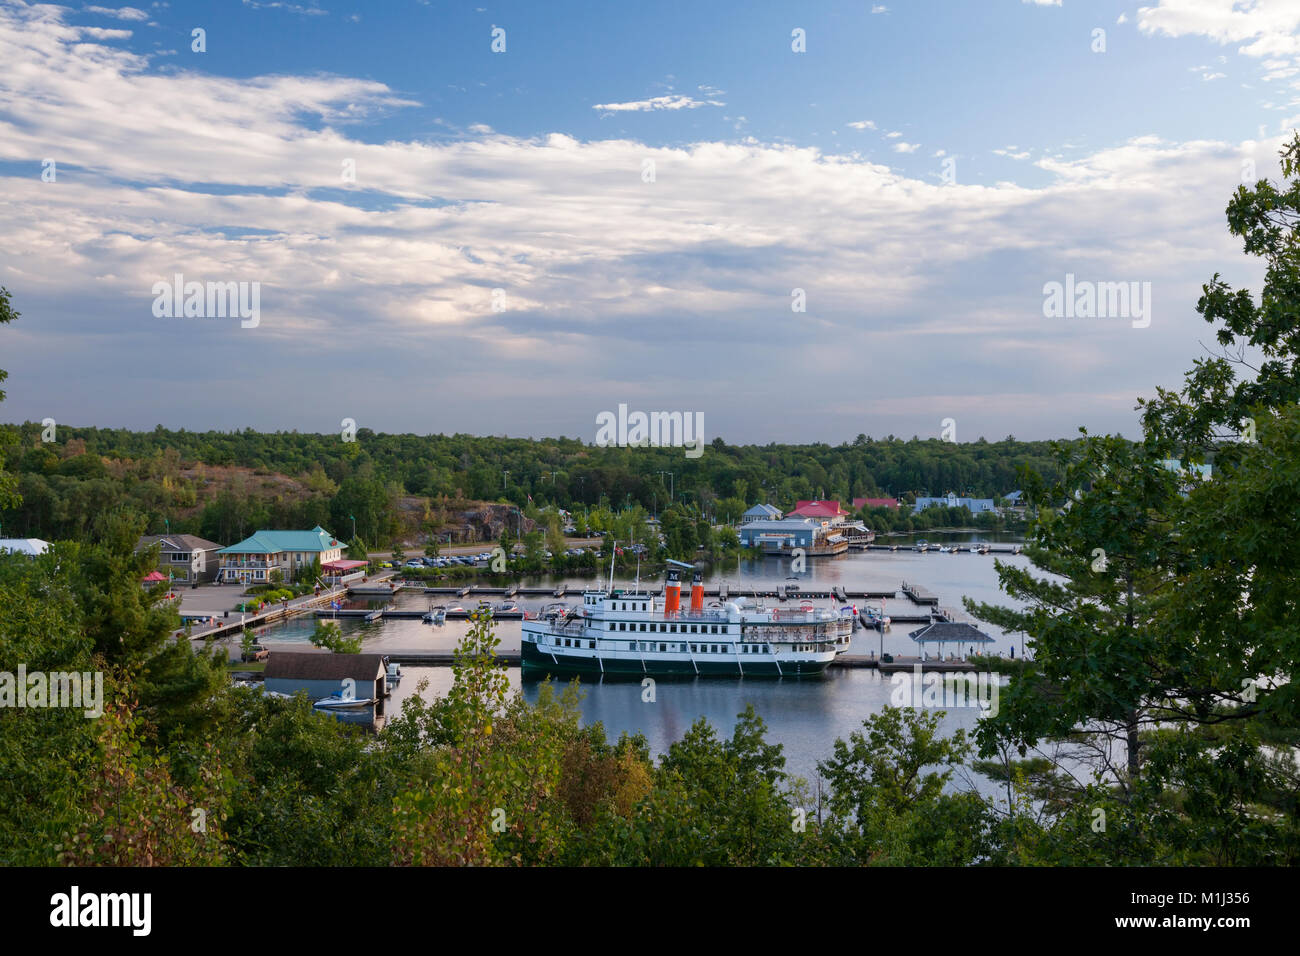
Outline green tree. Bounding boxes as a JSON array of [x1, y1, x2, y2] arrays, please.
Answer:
[[309, 620, 363, 654]]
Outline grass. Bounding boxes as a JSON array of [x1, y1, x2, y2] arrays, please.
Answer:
[[226, 661, 266, 673]]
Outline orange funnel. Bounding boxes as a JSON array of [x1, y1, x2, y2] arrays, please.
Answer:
[[664, 571, 680, 615], [690, 570, 704, 612]]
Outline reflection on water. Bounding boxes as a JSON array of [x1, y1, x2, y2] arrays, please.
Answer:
[[387, 664, 997, 790]]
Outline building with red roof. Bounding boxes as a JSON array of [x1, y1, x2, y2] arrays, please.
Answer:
[[789, 500, 851, 525], [853, 497, 899, 510]]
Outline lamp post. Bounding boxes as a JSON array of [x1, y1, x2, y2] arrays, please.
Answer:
[[350, 514, 356, 542], [502, 469, 510, 491], [657, 471, 674, 501]]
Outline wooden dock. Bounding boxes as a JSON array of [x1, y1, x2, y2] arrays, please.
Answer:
[[901, 581, 938, 604]]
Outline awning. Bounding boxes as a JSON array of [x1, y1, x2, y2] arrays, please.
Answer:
[[322, 559, 368, 572], [142, 571, 167, 582]]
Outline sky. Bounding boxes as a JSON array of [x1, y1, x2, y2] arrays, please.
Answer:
[[1, 0, 1298, 445]]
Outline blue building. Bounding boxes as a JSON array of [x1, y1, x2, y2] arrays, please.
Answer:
[[738, 518, 816, 549], [740, 503, 783, 524]]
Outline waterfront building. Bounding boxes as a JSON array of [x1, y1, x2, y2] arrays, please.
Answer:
[[740, 503, 783, 524], [216, 526, 345, 584], [789, 500, 851, 525], [737, 517, 817, 550], [263, 651, 387, 716], [912, 493, 997, 514], [134, 533, 224, 584], [853, 497, 899, 510]]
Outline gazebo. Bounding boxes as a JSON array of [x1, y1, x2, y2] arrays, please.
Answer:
[[908, 621, 995, 660]]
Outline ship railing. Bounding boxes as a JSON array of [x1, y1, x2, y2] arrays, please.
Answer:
[[661, 608, 732, 622], [741, 628, 837, 645], [536, 621, 587, 638]]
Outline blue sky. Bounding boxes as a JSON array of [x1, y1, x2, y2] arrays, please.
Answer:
[[2, 0, 1299, 444]]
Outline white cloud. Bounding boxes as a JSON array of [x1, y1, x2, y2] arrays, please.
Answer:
[[0, 2, 1281, 441], [84, 5, 150, 20], [592, 94, 722, 112], [241, 0, 329, 14], [847, 119, 876, 130]]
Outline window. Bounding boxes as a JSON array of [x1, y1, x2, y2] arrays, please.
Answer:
[[690, 644, 697, 653], [589, 641, 596, 649], [659, 644, 666, 652]]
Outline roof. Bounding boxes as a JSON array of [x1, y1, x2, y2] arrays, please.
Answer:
[[741, 519, 816, 533], [742, 503, 782, 518], [908, 622, 996, 643], [1004, 490, 1024, 501], [790, 500, 848, 518], [322, 559, 368, 571], [853, 497, 899, 509], [263, 651, 386, 681], [136, 533, 224, 552], [0, 538, 50, 556], [218, 526, 342, 555]]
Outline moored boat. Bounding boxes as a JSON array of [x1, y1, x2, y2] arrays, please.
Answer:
[[313, 693, 376, 711], [522, 559, 837, 678]]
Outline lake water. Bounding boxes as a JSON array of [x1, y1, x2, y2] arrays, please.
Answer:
[[244, 532, 1035, 784]]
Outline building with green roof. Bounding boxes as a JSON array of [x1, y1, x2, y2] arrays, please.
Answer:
[[216, 526, 346, 584]]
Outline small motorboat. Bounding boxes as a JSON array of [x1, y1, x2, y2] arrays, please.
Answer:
[[423, 605, 446, 624], [386, 662, 401, 687], [313, 693, 376, 711], [541, 602, 570, 621], [496, 601, 520, 613]]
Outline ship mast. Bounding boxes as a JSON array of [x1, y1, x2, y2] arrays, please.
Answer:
[[607, 539, 616, 593]]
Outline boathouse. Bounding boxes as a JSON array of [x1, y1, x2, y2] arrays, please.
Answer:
[[263, 652, 386, 714]]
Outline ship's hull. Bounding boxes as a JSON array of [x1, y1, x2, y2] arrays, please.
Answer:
[[521, 637, 831, 679]]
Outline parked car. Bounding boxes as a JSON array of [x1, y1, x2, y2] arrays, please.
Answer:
[[246, 643, 270, 662]]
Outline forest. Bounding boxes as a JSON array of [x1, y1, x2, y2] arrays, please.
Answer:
[[0, 420, 1054, 547]]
